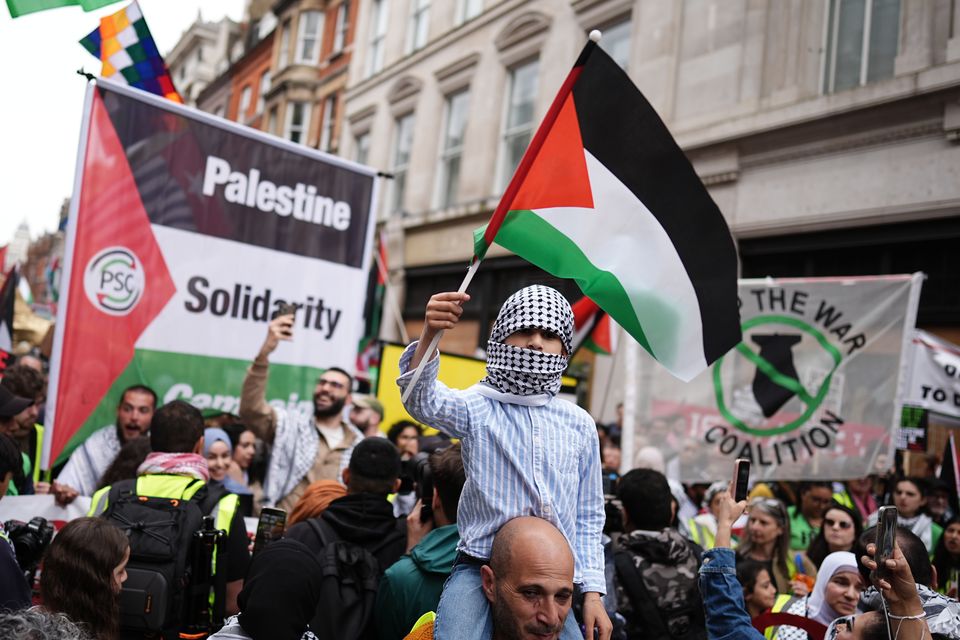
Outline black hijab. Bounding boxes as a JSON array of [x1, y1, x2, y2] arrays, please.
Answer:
[[237, 538, 323, 640]]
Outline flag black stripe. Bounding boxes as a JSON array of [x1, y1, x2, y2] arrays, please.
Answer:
[[570, 48, 741, 363]]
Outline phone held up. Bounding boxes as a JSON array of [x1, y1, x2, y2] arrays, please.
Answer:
[[874, 505, 898, 580], [271, 302, 297, 339], [732, 458, 751, 502], [253, 507, 287, 556]]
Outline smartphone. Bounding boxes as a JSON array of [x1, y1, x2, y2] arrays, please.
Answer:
[[271, 302, 297, 320], [252, 507, 287, 556], [732, 458, 750, 502], [875, 505, 898, 580]]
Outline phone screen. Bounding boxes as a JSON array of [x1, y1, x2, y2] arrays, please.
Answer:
[[253, 508, 287, 556], [875, 506, 897, 579], [733, 459, 750, 502]]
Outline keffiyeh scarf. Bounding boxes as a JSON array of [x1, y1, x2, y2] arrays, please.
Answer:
[[481, 285, 573, 397], [137, 452, 210, 482]]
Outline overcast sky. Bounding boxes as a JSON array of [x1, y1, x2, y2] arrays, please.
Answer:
[[0, 0, 245, 247]]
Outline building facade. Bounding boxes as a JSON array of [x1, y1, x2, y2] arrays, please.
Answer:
[[166, 14, 244, 106], [340, 0, 960, 359]]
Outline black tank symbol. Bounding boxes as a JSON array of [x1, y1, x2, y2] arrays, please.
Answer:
[[751, 334, 802, 418]]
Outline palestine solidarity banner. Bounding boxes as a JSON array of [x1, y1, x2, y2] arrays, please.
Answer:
[[44, 80, 376, 468], [903, 330, 960, 419], [627, 274, 922, 481]]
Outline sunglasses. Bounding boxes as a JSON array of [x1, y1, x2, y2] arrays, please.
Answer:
[[824, 517, 853, 530]]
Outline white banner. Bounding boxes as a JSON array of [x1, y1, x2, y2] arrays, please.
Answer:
[[0, 495, 92, 528], [903, 330, 960, 419], [613, 274, 923, 481]]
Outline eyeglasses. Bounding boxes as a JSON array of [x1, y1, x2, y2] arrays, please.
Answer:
[[316, 379, 346, 390], [824, 517, 853, 530]]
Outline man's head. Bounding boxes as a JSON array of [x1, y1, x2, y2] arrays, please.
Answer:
[[115, 385, 157, 444], [798, 481, 834, 520], [0, 365, 43, 438], [149, 400, 204, 454], [342, 437, 401, 496], [15, 354, 43, 373], [481, 517, 575, 640], [858, 525, 933, 588], [348, 394, 383, 433], [617, 468, 673, 531], [314, 367, 352, 419], [430, 443, 465, 525], [0, 385, 33, 439]]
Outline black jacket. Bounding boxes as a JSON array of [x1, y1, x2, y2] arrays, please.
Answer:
[[286, 493, 407, 573]]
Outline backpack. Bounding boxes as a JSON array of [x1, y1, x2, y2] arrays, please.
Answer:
[[614, 541, 706, 640], [101, 477, 228, 639], [304, 517, 404, 640]]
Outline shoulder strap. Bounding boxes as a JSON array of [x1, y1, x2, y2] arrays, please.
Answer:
[[308, 517, 338, 550], [107, 477, 137, 504], [614, 550, 671, 638], [194, 480, 229, 516]]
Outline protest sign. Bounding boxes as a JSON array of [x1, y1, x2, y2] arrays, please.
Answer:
[[619, 274, 922, 481], [0, 495, 92, 529], [902, 330, 960, 419], [44, 80, 377, 467]]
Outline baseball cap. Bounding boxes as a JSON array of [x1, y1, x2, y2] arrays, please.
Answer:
[[0, 385, 33, 419], [351, 394, 384, 419]]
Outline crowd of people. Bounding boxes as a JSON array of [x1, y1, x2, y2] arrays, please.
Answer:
[[0, 285, 957, 640]]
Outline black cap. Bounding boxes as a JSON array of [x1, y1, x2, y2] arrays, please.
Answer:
[[348, 437, 401, 481], [0, 385, 33, 419]]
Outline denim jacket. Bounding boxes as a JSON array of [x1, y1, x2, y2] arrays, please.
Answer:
[[698, 547, 765, 640]]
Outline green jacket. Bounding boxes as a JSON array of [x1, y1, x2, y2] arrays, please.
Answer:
[[374, 524, 459, 640]]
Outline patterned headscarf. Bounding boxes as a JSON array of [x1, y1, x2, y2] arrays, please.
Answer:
[[481, 285, 573, 397]]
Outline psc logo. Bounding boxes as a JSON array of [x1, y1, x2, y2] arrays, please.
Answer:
[[84, 247, 145, 316], [712, 315, 842, 437]]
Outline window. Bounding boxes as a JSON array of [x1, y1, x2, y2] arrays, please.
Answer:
[[197, 46, 203, 62], [437, 90, 470, 208], [296, 10, 324, 64], [355, 132, 371, 165], [239, 86, 252, 119], [406, 0, 430, 53], [268, 107, 278, 135], [499, 59, 538, 190], [319, 95, 338, 152], [598, 19, 631, 70], [285, 101, 311, 144], [278, 21, 291, 68], [391, 114, 415, 213], [257, 71, 271, 113], [214, 105, 225, 118], [823, 0, 900, 93], [455, 0, 482, 25], [333, 1, 350, 53], [367, 0, 389, 77]]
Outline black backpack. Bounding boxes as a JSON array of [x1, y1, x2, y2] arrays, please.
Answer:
[[101, 478, 228, 639], [613, 544, 707, 640], [304, 518, 404, 640]]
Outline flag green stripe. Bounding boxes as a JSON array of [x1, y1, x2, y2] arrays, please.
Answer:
[[475, 210, 656, 357], [7, 0, 121, 17]]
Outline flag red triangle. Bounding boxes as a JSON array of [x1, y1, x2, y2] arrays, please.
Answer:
[[509, 93, 594, 212], [50, 91, 176, 464]]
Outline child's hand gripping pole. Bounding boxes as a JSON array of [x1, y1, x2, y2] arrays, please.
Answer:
[[400, 259, 480, 404]]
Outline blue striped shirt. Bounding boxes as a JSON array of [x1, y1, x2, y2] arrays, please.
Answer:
[[397, 343, 606, 593]]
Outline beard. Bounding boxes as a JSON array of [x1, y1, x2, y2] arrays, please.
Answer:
[[313, 393, 346, 419]]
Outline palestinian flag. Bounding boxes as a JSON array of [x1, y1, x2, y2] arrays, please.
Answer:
[[474, 38, 740, 381], [571, 295, 616, 355], [357, 230, 388, 384], [0, 266, 16, 371], [6, 0, 121, 18]]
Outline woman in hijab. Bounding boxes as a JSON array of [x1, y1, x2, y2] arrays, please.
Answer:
[[774, 551, 864, 640], [204, 428, 252, 496], [288, 479, 347, 525], [208, 538, 324, 640]]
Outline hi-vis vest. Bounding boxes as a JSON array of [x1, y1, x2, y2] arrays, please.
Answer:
[[763, 594, 801, 640], [687, 518, 717, 550], [89, 474, 239, 538]]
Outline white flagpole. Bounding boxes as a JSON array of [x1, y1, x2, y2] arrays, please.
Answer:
[[400, 258, 481, 403]]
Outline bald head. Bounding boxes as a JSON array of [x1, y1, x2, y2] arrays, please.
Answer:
[[482, 517, 575, 640], [489, 516, 574, 578]]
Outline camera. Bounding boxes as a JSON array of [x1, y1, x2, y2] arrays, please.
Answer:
[[4, 516, 55, 575]]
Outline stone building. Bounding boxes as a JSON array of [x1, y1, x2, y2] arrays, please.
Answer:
[[340, 0, 960, 357], [166, 14, 244, 107]]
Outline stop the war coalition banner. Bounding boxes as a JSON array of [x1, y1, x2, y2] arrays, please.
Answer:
[[903, 330, 960, 419], [631, 275, 922, 481], [44, 80, 377, 467]]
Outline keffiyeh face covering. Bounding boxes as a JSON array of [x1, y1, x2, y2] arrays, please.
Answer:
[[481, 285, 573, 397]]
